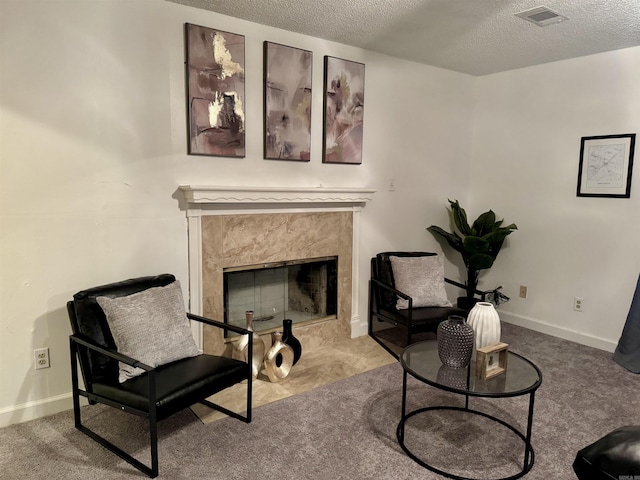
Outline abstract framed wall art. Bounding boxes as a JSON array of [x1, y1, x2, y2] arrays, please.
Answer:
[[264, 42, 312, 161], [185, 23, 245, 157], [577, 133, 636, 198], [322, 56, 365, 165]]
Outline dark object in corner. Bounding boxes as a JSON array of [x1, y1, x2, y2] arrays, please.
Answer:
[[614, 274, 640, 373], [573, 425, 640, 479]]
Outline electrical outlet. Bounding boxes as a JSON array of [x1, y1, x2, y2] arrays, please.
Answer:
[[519, 285, 528, 298], [574, 297, 583, 312], [34, 347, 50, 369]]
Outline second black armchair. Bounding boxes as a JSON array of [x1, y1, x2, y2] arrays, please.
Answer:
[[368, 251, 468, 357]]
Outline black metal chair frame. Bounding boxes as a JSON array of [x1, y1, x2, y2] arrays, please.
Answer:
[[368, 252, 486, 358], [67, 276, 252, 478]]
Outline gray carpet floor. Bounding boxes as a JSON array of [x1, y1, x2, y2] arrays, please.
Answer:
[[1, 323, 639, 479]]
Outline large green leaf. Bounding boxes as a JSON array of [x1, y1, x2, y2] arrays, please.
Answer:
[[448, 199, 472, 235], [485, 224, 517, 258], [463, 236, 490, 255], [427, 225, 464, 253], [469, 253, 495, 271], [471, 210, 496, 237]]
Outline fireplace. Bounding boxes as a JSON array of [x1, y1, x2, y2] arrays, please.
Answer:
[[224, 256, 338, 336], [178, 186, 375, 355]]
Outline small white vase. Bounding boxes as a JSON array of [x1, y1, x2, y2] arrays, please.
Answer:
[[467, 302, 501, 351]]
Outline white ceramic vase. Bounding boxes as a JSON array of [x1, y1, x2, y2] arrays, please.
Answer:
[[467, 301, 501, 351]]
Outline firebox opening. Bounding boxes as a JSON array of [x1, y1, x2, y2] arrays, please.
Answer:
[[223, 256, 338, 337]]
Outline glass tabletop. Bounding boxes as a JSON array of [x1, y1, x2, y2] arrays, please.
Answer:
[[400, 340, 542, 397]]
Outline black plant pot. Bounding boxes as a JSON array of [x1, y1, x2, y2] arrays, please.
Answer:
[[282, 319, 302, 365], [457, 296, 479, 311]]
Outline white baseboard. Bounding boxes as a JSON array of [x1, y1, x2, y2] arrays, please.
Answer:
[[0, 393, 73, 428], [8, 311, 612, 429], [350, 314, 367, 338], [1, 316, 368, 428], [499, 311, 617, 353]]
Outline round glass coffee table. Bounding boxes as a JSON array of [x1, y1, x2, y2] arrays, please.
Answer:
[[397, 340, 542, 480]]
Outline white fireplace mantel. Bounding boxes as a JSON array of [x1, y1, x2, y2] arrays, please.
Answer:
[[179, 185, 376, 211], [178, 185, 376, 346]]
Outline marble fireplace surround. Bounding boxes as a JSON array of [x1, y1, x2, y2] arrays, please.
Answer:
[[179, 186, 375, 355]]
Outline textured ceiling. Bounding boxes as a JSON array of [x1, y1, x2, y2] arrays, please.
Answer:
[[168, 0, 640, 76]]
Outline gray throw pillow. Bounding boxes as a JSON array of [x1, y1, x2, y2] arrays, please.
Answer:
[[97, 280, 199, 383], [389, 255, 452, 309]]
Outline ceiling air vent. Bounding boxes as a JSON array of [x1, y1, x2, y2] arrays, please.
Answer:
[[515, 6, 568, 27]]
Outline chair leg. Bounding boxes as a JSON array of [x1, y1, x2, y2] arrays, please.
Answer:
[[70, 339, 82, 429], [246, 369, 252, 423], [75, 416, 158, 478], [70, 340, 159, 478], [198, 370, 252, 423], [366, 282, 400, 359], [148, 372, 159, 478], [149, 417, 158, 478], [368, 281, 374, 336], [199, 394, 252, 423]]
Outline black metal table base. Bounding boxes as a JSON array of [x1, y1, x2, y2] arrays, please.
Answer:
[[397, 405, 535, 480]]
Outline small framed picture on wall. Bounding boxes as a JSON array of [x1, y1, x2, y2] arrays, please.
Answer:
[[577, 133, 636, 198]]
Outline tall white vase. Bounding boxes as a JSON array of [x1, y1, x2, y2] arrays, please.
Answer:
[[467, 302, 501, 351]]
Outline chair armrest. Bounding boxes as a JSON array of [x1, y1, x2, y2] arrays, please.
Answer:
[[70, 333, 158, 418], [70, 333, 153, 371], [371, 278, 412, 302], [371, 278, 414, 312], [444, 278, 489, 301], [445, 277, 465, 290], [374, 277, 488, 308], [374, 277, 486, 302], [187, 313, 252, 336]]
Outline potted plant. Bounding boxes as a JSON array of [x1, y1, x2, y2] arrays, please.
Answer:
[[427, 199, 517, 310]]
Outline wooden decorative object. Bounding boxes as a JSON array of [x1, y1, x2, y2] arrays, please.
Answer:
[[476, 342, 508, 380]]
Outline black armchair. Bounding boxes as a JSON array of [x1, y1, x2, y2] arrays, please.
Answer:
[[67, 274, 252, 478], [368, 252, 469, 357]]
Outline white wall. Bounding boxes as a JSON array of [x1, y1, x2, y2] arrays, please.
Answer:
[[470, 46, 640, 351], [0, 0, 474, 426]]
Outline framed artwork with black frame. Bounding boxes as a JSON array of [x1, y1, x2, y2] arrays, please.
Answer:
[[577, 133, 636, 198], [322, 56, 365, 165], [263, 41, 313, 161]]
